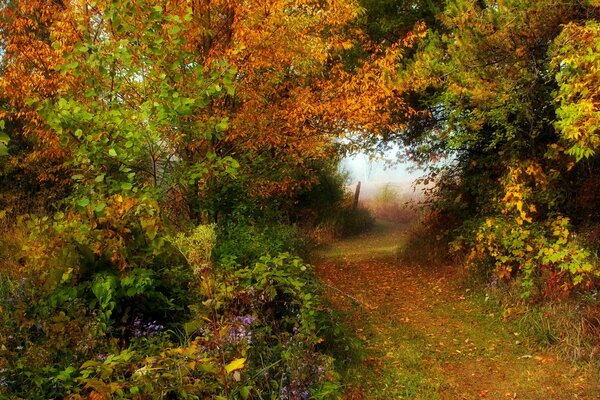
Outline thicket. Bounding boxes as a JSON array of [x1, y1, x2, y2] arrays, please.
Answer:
[[0, 1, 367, 398], [344, 0, 600, 359], [356, 0, 600, 299]]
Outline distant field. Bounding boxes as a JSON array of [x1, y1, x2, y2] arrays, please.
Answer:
[[347, 180, 425, 201]]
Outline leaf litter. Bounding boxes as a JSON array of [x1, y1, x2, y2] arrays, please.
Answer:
[[314, 221, 600, 399]]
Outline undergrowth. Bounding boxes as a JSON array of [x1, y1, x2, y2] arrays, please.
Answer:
[[0, 222, 347, 399], [483, 281, 600, 364], [402, 211, 600, 366]]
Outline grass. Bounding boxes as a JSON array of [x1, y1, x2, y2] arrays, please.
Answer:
[[338, 312, 442, 399], [313, 219, 408, 263]]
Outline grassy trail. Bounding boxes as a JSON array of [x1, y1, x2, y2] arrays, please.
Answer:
[[313, 220, 600, 400]]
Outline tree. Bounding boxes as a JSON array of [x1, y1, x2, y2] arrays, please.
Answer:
[[388, 0, 600, 295]]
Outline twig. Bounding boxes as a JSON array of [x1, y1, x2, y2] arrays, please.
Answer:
[[322, 283, 368, 309]]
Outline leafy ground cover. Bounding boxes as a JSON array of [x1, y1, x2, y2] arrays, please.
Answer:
[[314, 220, 600, 399]]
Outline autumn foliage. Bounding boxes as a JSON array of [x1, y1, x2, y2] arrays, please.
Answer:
[[2, 0, 600, 397]]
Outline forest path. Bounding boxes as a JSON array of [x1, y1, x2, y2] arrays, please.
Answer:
[[313, 220, 600, 400]]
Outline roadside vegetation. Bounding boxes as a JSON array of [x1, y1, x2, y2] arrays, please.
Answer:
[[1, 0, 600, 399]]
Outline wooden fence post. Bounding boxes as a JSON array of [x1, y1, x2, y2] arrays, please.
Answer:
[[353, 181, 361, 210]]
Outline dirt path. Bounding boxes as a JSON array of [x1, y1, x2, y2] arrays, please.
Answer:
[[314, 220, 600, 400]]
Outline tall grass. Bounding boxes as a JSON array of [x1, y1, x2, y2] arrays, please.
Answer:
[[485, 281, 600, 363]]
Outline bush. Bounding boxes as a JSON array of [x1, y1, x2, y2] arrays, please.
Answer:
[[0, 223, 342, 399], [397, 211, 453, 268], [332, 207, 375, 238], [214, 221, 308, 265]]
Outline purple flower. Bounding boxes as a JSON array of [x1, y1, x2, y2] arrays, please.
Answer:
[[97, 354, 108, 361], [279, 386, 310, 400], [132, 316, 164, 338], [227, 325, 252, 344], [235, 315, 256, 325], [227, 316, 256, 344]]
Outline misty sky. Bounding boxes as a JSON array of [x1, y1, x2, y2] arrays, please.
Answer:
[[341, 149, 424, 198]]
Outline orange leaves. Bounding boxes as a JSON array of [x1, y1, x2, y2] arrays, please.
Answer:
[[0, 1, 76, 103], [401, 21, 428, 47], [0, 0, 80, 183], [1, 0, 417, 201], [174, 0, 366, 195]]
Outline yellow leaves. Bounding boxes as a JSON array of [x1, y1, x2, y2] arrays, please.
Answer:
[[516, 200, 523, 213], [334, 40, 355, 50], [224, 357, 246, 373], [552, 21, 600, 161], [499, 162, 547, 228]]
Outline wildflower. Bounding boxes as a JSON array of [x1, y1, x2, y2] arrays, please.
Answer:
[[279, 386, 310, 400], [227, 325, 252, 344], [227, 316, 255, 344], [235, 315, 256, 325], [132, 316, 165, 338]]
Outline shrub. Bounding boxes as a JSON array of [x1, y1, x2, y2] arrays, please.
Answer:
[[0, 223, 342, 399], [451, 163, 600, 299], [214, 221, 308, 265], [332, 207, 375, 238], [397, 211, 453, 268]]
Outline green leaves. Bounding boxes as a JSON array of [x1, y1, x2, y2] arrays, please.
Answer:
[[0, 134, 8, 157], [76, 197, 90, 208], [551, 22, 600, 161], [59, 61, 80, 73], [0, 120, 8, 156]]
